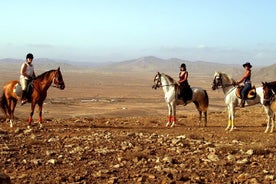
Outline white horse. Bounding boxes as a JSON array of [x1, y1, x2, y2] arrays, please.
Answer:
[[152, 72, 209, 127], [212, 71, 271, 132]]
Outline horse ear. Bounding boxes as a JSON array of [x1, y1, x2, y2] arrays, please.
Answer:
[[57, 66, 60, 71]]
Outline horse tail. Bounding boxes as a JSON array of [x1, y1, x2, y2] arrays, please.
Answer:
[[203, 90, 209, 109], [0, 91, 8, 115]]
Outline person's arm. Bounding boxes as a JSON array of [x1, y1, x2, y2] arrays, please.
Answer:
[[236, 70, 250, 84], [20, 63, 28, 77]]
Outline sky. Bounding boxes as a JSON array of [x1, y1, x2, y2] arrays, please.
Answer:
[[1, 0, 276, 65]]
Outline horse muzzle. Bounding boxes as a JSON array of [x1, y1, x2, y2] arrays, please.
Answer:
[[59, 84, 65, 90], [211, 85, 217, 90], [152, 84, 158, 90]]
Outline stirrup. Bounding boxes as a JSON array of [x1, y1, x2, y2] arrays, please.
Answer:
[[21, 100, 28, 106], [183, 101, 187, 106]]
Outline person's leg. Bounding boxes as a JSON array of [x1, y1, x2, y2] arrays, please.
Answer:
[[182, 86, 188, 106], [20, 78, 28, 105], [240, 83, 251, 107]]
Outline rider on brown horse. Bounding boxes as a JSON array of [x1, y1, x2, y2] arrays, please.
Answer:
[[20, 53, 36, 105]]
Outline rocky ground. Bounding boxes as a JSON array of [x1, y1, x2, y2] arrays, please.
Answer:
[[0, 103, 276, 184], [0, 70, 275, 183]]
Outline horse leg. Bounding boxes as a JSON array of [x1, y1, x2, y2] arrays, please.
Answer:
[[264, 116, 271, 133], [38, 103, 43, 128], [9, 100, 16, 128], [6, 99, 13, 128], [263, 106, 272, 133], [198, 111, 202, 127], [166, 103, 172, 127], [226, 105, 235, 131], [271, 114, 275, 133], [170, 102, 176, 127], [229, 106, 235, 131], [204, 111, 207, 127], [28, 103, 36, 128]]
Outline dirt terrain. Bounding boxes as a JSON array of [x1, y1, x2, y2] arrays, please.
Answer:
[[0, 70, 276, 184]]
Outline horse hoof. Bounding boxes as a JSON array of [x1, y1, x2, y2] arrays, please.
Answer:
[[170, 122, 175, 127], [9, 120, 13, 128], [166, 122, 170, 127]]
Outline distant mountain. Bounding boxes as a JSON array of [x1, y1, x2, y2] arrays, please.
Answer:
[[95, 56, 244, 78], [254, 64, 276, 82], [0, 57, 274, 82]]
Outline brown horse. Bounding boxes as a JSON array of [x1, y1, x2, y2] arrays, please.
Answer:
[[0, 67, 65, 128]]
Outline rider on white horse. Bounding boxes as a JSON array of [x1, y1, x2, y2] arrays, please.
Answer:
[[178, 63, 192, 106], [235, 62, 252, 108]]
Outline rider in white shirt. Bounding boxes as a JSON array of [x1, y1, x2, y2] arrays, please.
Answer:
[[20, 53, 36, 105]]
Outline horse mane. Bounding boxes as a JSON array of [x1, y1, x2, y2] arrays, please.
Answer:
[[263, 81, 276, 91], [216, 71, 235, 84], [35, 69, 56, 82], [161, 73, 177, 84], [266, 81, 276, 86]]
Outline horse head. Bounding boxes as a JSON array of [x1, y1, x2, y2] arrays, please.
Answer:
[[52, 67, 65, 90], [262, 81, 274, 106], [212, 72, 235, 90], [152, 72, 162, 90], [212, 72, 223, 90]]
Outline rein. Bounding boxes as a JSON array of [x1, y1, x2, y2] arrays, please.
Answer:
[[160, 83, 176, 87]]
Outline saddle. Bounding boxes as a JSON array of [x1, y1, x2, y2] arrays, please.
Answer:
[[236, 85, 256, 99], [14, 81, 34, 100]]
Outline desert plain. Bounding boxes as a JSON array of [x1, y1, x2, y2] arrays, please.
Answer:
[[0, 58, 276, 183]]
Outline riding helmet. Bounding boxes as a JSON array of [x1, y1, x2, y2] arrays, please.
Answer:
[[180, 63, 186, 68], [26, 53, 34, 59]]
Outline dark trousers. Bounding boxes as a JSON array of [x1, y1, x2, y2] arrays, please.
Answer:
[[180, 84, 192, 101], [241, 83, 251, 100]]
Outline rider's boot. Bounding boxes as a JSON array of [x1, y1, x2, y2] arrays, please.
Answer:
[[240, 99, 245, 108], [21, 90, 28, 106]]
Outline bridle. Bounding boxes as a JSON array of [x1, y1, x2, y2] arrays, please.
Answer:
[[212, 73, 235, 90], [52, 69, 65, 89], [152, 73, 175, 90], [263, 85, 276, 106], [212, 74, 223, 90]]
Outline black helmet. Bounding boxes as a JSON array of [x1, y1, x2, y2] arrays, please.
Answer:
[[26, 53, 34, 59], [180, 63, 186, 68]]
